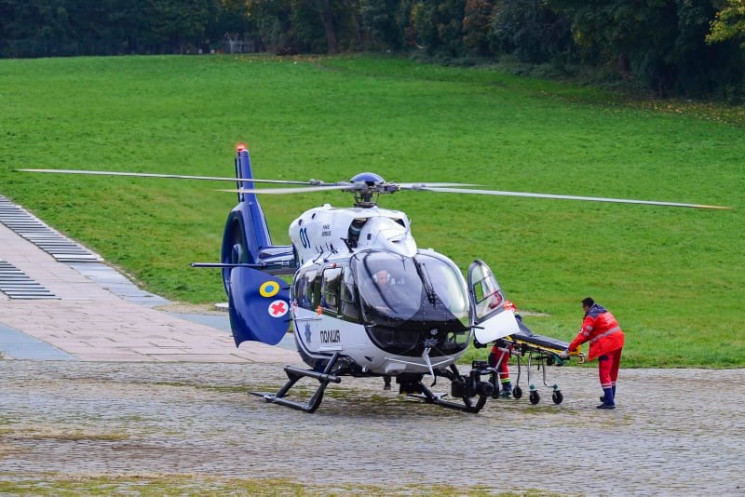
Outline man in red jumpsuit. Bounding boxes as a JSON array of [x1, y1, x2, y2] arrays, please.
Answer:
[[562, 297, 625, 409]]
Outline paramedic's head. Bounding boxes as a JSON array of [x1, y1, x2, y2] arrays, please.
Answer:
[[376, 270, 390, 286], [582, 297, 595, 313]]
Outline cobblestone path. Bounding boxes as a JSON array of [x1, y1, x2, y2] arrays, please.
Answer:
[[1, 361, 742, 496]]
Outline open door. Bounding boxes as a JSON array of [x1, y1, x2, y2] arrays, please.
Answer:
[[468, 259, 520, 345]]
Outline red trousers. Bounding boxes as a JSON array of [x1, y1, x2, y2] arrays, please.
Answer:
[[598, 348, 622, 389], [489, 347, 511, 384]]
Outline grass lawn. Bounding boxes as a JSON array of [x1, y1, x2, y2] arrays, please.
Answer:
[[0, 54, 742, 368]]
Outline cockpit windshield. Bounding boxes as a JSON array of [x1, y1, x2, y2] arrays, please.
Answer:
[[351, 251, 470, 328]]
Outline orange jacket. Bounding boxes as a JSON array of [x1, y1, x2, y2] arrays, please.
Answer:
[[569, 304, 624, 361]]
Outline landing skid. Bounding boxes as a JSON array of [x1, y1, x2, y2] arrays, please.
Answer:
[[252, 352, 342, 413], [399, 362, 495, 414], [253, 355, 495, 414]]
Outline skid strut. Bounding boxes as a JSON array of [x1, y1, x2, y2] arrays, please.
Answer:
[[253, 352, 342, 413], [400, 363, 494, 414], [254, 355, 495, 414]]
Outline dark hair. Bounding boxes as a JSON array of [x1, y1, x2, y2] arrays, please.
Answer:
[[582, 297, 595, 307]]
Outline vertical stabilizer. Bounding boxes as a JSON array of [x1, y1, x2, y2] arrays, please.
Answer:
[[233, 145, 272, 260]]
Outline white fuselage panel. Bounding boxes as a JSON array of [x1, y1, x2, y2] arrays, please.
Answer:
[[288, 205, 416, 265], [290, 307, 462, 375]]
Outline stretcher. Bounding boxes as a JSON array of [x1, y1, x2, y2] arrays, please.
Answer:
[[487, 318, 584, 405]]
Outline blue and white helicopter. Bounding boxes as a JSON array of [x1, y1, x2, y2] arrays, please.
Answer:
[[197, 144, 725, 413], [21, 144, 727, 414]]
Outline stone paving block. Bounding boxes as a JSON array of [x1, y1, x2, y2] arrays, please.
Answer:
[[152, 354, 252, 363], [75, 353, 152, 362], [0, 218, 300, 364], [145, 338, 187, 347]]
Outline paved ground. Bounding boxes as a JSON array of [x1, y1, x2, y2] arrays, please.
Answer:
[[1, 362, 743, 496], [0, 220, 300, 365], [1, 202, 744, 496]]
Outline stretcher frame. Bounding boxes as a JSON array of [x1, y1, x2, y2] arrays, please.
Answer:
[[489, 320, 584, 405]]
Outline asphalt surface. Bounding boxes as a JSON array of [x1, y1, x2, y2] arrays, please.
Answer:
[[1, 199, 744, 496]]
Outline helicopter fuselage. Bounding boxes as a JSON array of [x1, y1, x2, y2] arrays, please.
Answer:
[[288, 245, 474, 378]]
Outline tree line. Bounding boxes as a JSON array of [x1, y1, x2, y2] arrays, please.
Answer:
[[2, 0, 744, 99]]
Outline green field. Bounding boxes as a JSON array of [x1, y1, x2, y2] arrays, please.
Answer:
[[1, 54, 742, 367]]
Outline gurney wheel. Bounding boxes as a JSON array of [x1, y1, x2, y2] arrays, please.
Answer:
[[512, 386, 523, 399], [552, 390, 563, 405], [529, 390, 540, 405]]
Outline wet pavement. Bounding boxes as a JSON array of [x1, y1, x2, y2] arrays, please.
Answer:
[[1, 197, 744, 495]]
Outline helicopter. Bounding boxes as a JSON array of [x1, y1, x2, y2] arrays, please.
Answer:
[[20, 144, 727, 414]]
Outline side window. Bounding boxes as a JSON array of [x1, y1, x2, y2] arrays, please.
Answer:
[[340, 268, 360, 321], [321, 267, 342, 313], [293, 267, 319, 310], [472, 276, 487, 302], [472, 275, 503, 320], [293, 272, 308, 308], [308, 271, 321, 309]]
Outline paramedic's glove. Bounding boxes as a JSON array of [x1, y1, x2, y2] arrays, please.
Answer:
[[559, 349, 570, 360]]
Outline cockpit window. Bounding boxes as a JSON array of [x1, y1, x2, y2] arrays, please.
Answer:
[[351, 251, 471, 357], [351, 251, 470, 328]]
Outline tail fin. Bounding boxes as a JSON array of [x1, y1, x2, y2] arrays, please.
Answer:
[[221, 146, 295, 284], [227, 266, 290, 346], [233, 145, 273, 261]]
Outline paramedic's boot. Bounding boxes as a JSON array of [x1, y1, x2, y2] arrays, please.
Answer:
[[597, 387, 615, 409], [601, 385, 617, 402], [500, 382, 513, 398]]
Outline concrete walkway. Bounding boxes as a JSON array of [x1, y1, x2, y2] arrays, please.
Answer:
[[0, 213, 300, 364]]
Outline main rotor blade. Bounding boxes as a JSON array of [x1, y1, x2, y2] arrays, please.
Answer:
[[18, 169, 478, 190], [420, 186, 730, 210], [225, 182, 480, 195], [221, 184, 356, 195], [399, 182, 480, 189], [17, 168, 316, 185]]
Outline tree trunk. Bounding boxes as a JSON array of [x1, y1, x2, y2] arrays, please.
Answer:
[[317, 0, 338, 54]]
